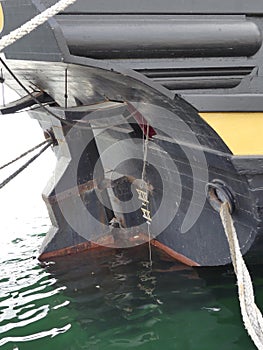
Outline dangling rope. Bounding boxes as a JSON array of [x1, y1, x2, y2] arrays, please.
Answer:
[[0, 140, 52, 189], [0, 0, 78, 52], [1, 68, 5, 107], [141, 122, 152, 267], [220, 202, 263, 350], [141, 122, 150, 183]]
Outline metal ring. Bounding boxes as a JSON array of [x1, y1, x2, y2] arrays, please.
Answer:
[[44, 129, 58, 145], [205, 179, 235, 214]]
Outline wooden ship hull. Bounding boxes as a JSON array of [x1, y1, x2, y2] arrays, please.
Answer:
[[1, 0, 263, 266]]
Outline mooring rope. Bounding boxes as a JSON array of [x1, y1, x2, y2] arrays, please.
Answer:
[[0, 140, 52, 189], [0, 139, 48, 170], [220, 202, 263, 350], [0, 0, 78, 52]]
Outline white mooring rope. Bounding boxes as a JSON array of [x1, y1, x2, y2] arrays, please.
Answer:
[[0, 0, 78, 52], [220, 202, 263, 350]]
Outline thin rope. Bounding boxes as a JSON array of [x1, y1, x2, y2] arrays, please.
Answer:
[[0, 139, 48, 170], [147, 222, 152, 267], [0, 0, 134, 129], [0, 0, 78, 52], [141, 121, 152, 267], [64, 68, 68, 109], [0, 56, 77, 128], [1, 68, 5, 107], [0, 57, 136, 130], [0, 0, 138, 132], [220, 202, 263, 350], [0, 141, 52, 189], [141, 122, 150, 182]]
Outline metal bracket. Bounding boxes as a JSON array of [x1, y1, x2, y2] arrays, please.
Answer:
[[205, 179, 235, 214]]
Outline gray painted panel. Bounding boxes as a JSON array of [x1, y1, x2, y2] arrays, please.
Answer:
[[183, 94, 263, 111], [39, 0, 263, 14], [2, 0, 63, 61], [58, 16, 261, 59]]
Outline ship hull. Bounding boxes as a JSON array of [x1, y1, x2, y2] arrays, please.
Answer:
[[35, 101, 262, 266], [1, 1, 263, 266], [16, 62, 260, 268]]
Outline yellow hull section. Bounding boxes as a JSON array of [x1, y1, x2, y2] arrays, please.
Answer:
[[200, 112, 263, 155], [0, 4, 3, 33]]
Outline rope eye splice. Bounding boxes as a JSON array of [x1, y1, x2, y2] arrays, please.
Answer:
[[0, 135, 54, 190], [206, 179, 263, 350]]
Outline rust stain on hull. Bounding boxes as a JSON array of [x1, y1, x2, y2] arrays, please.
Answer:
[[151, 240, 200, 267], [39, 241, 102, 261]]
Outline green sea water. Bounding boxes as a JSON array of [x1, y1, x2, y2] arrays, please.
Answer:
[[0, 214, 262, 350]]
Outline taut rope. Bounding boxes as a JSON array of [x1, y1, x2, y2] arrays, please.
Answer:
[[0, 140, 52, 189], [0, 0, 78, 52], [220, 202, 263, 350]]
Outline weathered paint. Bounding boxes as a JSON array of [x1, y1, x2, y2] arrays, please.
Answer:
[[38, 241, 103, 261], [151, 240, 200, 267]]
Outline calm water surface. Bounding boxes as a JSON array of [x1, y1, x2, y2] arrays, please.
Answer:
[[0, 213, 262, 350]]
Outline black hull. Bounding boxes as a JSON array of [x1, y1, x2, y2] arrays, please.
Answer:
[[1, 1, 263, 266], [32, 83, 262, 266]]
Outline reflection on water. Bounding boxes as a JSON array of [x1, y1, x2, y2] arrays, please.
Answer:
[[1, 219, 263, 350], [0, 217, 70, 349]]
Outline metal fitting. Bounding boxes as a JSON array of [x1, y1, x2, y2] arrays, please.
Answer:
[[205, 179, 235, 214], [44, 129, 58, 145]]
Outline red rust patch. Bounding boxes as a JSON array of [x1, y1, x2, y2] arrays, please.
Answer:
[[38, 241, 102, 261], [151, 240, 200, 266]]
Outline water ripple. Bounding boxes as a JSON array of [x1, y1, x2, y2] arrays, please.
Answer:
[[0, 324, 71, 347], [0, 216, 262, 349], [0, 217, 72, 349]]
